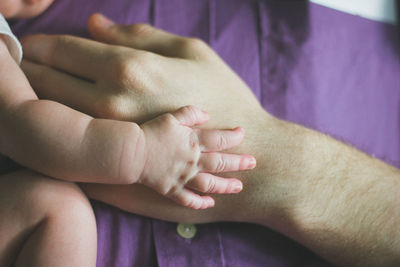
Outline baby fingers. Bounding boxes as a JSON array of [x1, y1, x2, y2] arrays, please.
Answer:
[[171, 105, 210, 126], [168, 188, 215, 209], [186, 173, 243, 194], [199, 153, 256, 173], [198, 126, 244, 152]]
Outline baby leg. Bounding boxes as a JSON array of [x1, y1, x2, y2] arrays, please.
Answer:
[[0, 170, 97, 267]]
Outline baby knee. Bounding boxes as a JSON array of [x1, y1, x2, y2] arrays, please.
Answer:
[[33, 177, 94, 221], [4, 170, 94, 223]]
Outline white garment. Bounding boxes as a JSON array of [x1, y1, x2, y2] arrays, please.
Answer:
[[0, 13, 23, 63]]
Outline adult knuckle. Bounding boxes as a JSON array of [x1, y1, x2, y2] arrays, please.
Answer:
[[182, 38, 208, 52], [98, 96, 126, 118], [128, 24, 155, 38], [43, 35, 66, 63], [110, 54, 136, 81], [103, 96, 121, 114], [178, 38, 212, 60], [109, 50, 156, 90], [28, 64, 47, 87], [136, 51, 156, 69]]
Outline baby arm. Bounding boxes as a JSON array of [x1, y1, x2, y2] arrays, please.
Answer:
[[0, 39, 255, 209], [0, 39, 146, 183]]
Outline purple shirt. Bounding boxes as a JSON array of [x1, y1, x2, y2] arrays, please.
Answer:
[[11, 0, 399, 266]]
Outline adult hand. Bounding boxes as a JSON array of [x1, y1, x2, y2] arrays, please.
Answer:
[[20, 14, 400, 266], [20, 13, 273, 224], [21, 14, 263, 128]]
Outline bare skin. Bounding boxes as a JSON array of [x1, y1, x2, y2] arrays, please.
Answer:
[[0, 170, 97, 267], [0, 36, 255, 208], [0, 3, 255, 266], [20, 14, 400, 266], [0, 2, 98, 266], [0, 0, 54, 18]]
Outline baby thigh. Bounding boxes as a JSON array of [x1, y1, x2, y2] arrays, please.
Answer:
[[0, 170, 97, 267]]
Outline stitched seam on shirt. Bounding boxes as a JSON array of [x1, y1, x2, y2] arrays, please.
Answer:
[[149, 0, 155, 26], [256, 0, 264, 106], [150, 219, 161, 267], [208, 0, 216, 46], [217, 226, 226, 267]]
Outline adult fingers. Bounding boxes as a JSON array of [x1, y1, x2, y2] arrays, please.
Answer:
[[21, 60, 98, 113], [186, 173, 243, 194], [171, 105, 210, 127], [199, 153, 256, 173], [167, 188, 215, 210], [198, 127, 244, 152], [88, 13, 211, 60], [21, 34, 123, 81], [21, 60, 135, 120]]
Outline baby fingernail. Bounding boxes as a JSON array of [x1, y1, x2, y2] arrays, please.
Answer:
[[232, 182, 243, 193], [247, 157, 256, 168]]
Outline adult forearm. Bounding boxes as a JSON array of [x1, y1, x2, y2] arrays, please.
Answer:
[[18, 23, 399, 264], [251, 118, 400, 266], [81, 110, 400, 265], [295, 135, 399, 266]]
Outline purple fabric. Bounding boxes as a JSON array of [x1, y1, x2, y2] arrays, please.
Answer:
[[11, 0, 399, 266]]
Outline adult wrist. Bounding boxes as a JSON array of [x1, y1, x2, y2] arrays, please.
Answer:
[[209, 114, 306, 225], [268, 125, 400, 266], [238, 118, 331, 230]]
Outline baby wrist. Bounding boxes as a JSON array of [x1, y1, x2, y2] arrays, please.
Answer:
[[115, 123, 147, 184]]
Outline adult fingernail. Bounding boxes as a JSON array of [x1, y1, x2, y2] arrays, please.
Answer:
[[94, 13, 114, 29]]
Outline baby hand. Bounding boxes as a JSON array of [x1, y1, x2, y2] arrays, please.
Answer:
[[139, 106, 256, 209]]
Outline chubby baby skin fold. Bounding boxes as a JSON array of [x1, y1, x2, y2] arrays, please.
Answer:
[[0, 38, 256, 210]]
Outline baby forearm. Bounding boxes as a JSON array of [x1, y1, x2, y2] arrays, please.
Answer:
[[1, 99, 146, 184], [0, 43, 145, 184]]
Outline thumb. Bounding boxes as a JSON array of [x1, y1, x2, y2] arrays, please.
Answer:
[[88, 13, 197, 59], [171, 106, 210, 127]]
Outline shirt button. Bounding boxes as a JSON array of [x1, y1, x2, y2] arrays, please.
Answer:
[[177, 223, 197, 239]]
